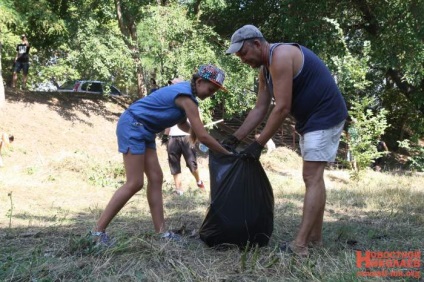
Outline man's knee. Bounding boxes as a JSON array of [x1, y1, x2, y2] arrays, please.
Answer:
[[186, 160, 198, 172], [302, 162, 326, 184]]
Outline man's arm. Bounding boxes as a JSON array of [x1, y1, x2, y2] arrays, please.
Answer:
[[250, 46, 295, 146], [232, 68, 271, 142]]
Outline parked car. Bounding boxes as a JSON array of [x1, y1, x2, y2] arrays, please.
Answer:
[[33, 81, 58, 92], [57, 80, 123, 96]]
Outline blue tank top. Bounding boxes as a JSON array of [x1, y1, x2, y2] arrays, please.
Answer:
[[127, 82, 198, 133], [264, 43, 347, 134]]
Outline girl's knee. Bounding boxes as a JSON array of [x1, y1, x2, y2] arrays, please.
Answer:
[[126, 179, 144, 193], [147, 172, 163, 184]]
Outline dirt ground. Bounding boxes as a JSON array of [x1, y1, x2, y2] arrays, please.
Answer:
[[0, 88, 215, 230], [0, 88, 130, 163]]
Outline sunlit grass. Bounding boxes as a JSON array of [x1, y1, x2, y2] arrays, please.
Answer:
[[1, 144, 423, 281]]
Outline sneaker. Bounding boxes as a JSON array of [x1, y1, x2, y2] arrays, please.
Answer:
[[172, 190, 184, 196], [160, 231, 182, 241], [90, 231, 115, 247], [197, 180, 205, 189]]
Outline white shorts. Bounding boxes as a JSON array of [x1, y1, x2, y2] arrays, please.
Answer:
[[299, 121, 345, 162]]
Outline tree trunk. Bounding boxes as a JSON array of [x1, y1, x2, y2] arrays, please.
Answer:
[[193, 0, 201, 18], [115, 0, 146, 98], [0, 42, 5, 108]]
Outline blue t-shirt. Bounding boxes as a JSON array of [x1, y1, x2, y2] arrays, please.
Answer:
[[127, 82, 198, 133], [264, 43, 347, 134]]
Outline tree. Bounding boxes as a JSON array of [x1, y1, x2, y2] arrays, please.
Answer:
[[114, 0, 152, 97], [345, 96, 389, 179], [196, 0, 424, 145], [2, 0, 135, 93], [136, 3, 257, 122], [0, 0, 18, 107]]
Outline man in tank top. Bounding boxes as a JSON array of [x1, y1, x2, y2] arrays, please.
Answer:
[[223, 25, 348, 257]]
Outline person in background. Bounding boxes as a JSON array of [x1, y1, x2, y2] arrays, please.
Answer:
[[162, 122, 205, 195], [92, 64, 230, 246], [162, 78, 205, 195], [12, 34, 30, 89], [223, 25, 348, 257], [373, 137, 389, 172], [149, 78, 159, 94], [0, 133, 14, 167]]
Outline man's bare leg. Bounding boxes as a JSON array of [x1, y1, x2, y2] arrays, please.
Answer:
[[172, 173, 184, 194], [22, 74, 27, 89], [291, 161, 327, 255], [12, 72, 17, 88]]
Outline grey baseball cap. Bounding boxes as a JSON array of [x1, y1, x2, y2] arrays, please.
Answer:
[[226, 25, 263, 54]]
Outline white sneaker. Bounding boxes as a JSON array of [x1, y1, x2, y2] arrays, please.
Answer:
[[160, 231, 182, 241], [172, 190, 184, 196]]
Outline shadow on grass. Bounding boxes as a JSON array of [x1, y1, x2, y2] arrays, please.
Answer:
[[1, 185, 423, 281]]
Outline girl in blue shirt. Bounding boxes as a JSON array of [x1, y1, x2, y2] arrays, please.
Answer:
[[92, 64, 230, 245]]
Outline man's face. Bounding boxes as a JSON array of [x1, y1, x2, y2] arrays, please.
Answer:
[[235, 40, 262, 68]]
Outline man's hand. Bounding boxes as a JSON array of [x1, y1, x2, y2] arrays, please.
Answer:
[[221, 135, 240, 151], [240, 141, 264, 160], [161, 134, 169, 145]]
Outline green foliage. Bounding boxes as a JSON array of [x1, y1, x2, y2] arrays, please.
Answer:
[[0, 0, 19, 83], [345, 96, 389, 175], [398, 140, 424, 172], [407, 146, 424, 172], [136, 4, 257, 121], [6, 191, 14, 228], [324, 18, 371, 103], [1, 0, 135, 91], [87, 162, 125, 188], [198, 0, 423, 145], [64, 18, 133, 85], [2, 0, 422, 145], [12, 0, 68, 50]]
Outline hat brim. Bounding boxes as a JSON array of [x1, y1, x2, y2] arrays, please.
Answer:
[[225, 41, 244, 54], [209, 80, 228, 92]]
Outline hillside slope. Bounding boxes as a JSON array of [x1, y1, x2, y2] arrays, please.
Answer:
[[1, 88, 130, 163], [0, 89, 141, 228]]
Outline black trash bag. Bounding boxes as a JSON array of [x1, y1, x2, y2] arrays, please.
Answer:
[[199, 151, 274, 248]]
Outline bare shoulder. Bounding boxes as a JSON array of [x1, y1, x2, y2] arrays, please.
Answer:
[[271, 44, 302, 76], [273, 44, 301, 57], [175, 96, 198, 116]]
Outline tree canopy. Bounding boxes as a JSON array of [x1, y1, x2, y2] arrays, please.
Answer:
[[1, 0, 423, 146]]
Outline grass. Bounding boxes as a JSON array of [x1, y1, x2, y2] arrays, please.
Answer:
[[1, 136, 423, 281]]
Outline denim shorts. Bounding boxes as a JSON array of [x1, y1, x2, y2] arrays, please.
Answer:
[[14, 62, 29, 75], [299, 121, 345, 162], [116, 111, 156, 155]]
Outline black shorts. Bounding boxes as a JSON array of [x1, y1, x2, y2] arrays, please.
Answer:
[[14, 62, 29, 75], [167, 136, 197, 175]]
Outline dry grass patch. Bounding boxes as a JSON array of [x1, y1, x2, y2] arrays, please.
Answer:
[[1, 89, 423, 281]]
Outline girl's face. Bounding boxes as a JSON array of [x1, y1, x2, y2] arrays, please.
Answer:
[[195, 79, 220, 100]]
